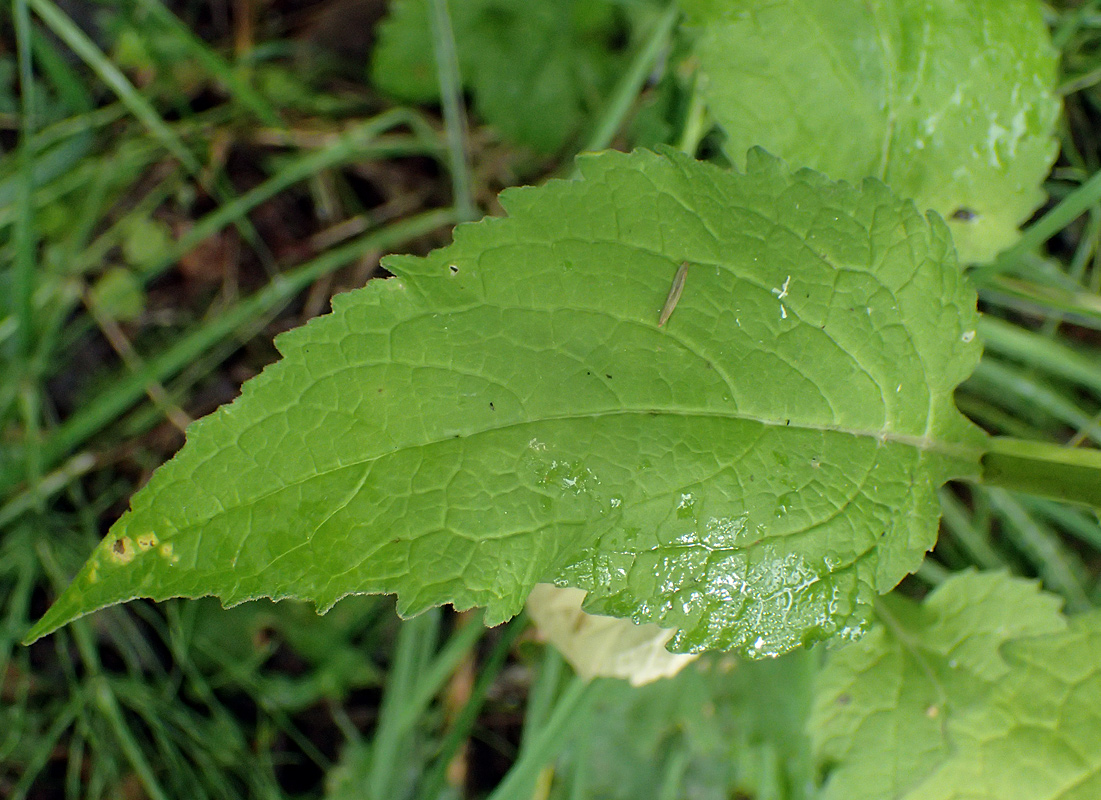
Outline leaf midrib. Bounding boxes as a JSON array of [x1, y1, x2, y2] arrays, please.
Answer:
[[148, 406, 982, 532]]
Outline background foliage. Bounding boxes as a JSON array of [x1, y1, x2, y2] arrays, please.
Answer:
[[3, 1, 1101, 798]]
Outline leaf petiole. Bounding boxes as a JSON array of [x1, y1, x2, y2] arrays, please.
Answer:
[[979, 436, 1101, 508]]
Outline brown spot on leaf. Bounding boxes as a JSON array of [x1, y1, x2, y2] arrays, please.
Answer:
[[110, 537, 136, 565]]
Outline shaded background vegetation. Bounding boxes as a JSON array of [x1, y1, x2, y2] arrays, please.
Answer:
[[2, 1, 1101, 798]]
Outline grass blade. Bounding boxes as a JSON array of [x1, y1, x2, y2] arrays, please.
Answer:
[[583, 4, 680, 154], [29, 0, 202, 173], [485, 676, 598, 800], [428, 0, 476, 221], [13, 0, 37, 362], [131, 0, 282, 127]]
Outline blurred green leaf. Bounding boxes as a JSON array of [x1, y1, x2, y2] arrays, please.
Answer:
[[121, 217, 173, 272], [371, 0, 631, 153], [88, 267, 145, 322], [679, 0, 1060, 263], [810, 570, 1096, 800], [565, 650, 816, 800]]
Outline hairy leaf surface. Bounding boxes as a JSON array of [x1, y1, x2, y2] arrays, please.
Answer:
[[811, 571, 1101, 800], [27, 149, 985, 655], [679, 0, 1060, 264]]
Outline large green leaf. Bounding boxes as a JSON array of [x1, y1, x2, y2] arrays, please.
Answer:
[[811, 571, 1101, 800], [25, 149, 986, 655], [679, 0, 1060, 264]]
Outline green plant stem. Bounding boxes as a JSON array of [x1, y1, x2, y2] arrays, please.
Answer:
[[0, 133, 94, 216], [0, 528, 37, 696], [16, 382, 43, 512], [10, 698, 80, 800], [91, 676, 172, 800], [4, 152, 177, 381], [582, 4, 680, 153], [68, 153, 181, 276], [428, 0, 476, 222], [956, 393, 1048, 440], [1060, 206, 1099, 287], [35, 543, 173, 800], [485, 676, 598, 800], [24, 102, 124, 153], [565, 723, 594, 800], [0, 208, 457, 498], [29, 24, 93, 113], [980, 436, 1101, 508], [657, 748, 691, 800]]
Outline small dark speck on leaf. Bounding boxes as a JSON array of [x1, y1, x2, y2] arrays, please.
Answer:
[[950, 207, 978, 222], [489, 402, 495, 411], [112, 539, 125, 555], [837, 693, 852, 706], [449, 264, 459, 274], [605, 374, 612, 380]]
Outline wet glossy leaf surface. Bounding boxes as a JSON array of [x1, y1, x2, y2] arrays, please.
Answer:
[[28, 149, 985, 655]]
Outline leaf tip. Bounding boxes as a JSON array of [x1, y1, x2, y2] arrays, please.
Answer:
[[22, 598, 87, 645]]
